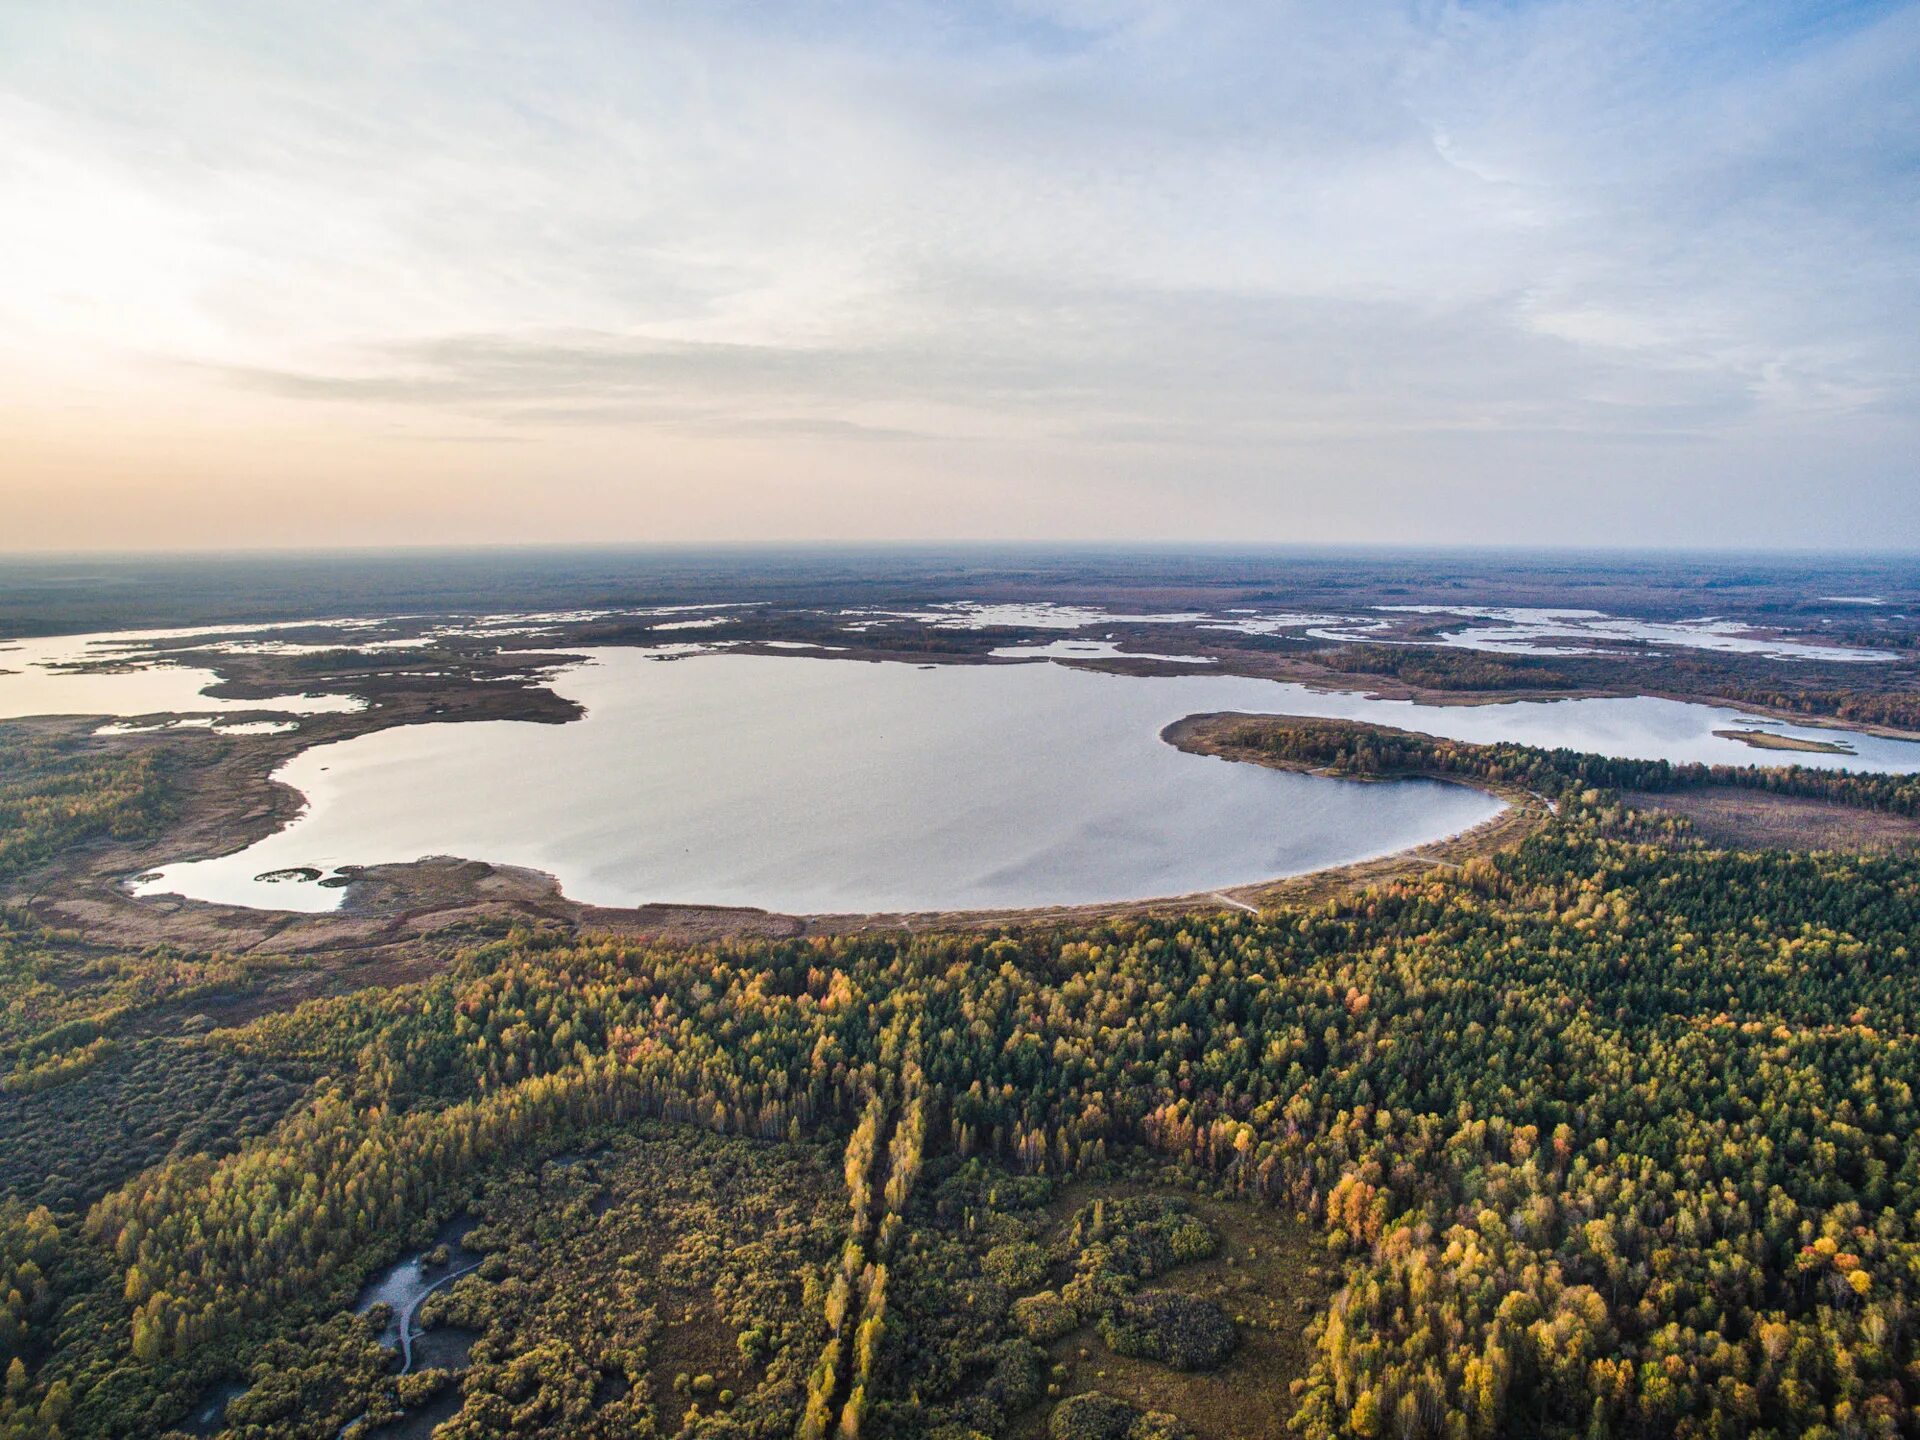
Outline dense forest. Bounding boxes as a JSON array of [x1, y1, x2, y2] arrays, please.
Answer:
[[4, 724, 1920, 1438], [1217, 715, 1920, 816], [0, 730, 172, 883], [1707, 687, 1920, 737], [1322, 646, 1578, 695]]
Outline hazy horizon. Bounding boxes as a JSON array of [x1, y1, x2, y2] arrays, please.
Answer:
[[4, 1, 1917, 552], [7, 538, 1920, 562]]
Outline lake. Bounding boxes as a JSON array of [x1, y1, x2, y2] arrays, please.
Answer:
[[0, 629, 365, 722], [130, 648, 1920, 915]]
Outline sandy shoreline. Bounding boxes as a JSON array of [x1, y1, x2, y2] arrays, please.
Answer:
[[1, 633, 1895, 1023], [4, 688, 1538, 981]]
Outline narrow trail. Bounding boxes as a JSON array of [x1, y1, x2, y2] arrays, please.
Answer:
[[396, 1261, 481, 1373], [334, 1259, 484, 1438]]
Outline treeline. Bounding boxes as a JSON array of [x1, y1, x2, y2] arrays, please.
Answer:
[[1, 1201, 60, 1369], [0, 729, 172, 881], [1325, 645, 1577, 693], [800, 1017, 927, 1440], [8, 740, 1920, 1435], [1319, 640, 1920, 739], [286, 649, 414, 675], [1221, 715, 1920, 815], [1710, 685, 1920, 736]]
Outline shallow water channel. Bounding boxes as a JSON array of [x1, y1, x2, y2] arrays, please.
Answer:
[[352, 1216, 484, 1374], [182, 1218, 482, 1438]]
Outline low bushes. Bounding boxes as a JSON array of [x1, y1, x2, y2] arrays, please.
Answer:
[[1097, 1291, 1236, 1372]]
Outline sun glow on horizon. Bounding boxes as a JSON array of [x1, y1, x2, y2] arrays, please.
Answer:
[[2, 1, 1916, 551]]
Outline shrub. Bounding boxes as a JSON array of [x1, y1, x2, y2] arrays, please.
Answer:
[[1013, 1289, 1082, 1343], [976, 1339, 1045, 1416], [985, 1240, 1049, 1292], [1165, 1217, 1217, 1265], [1049, 1391, 1139, 1440], [1097, 1292, 1236, 1371], [1060, 1196, 1218, 1287], [395, 1369, 451, 1407], [1129, 1411, 1193, 1440]]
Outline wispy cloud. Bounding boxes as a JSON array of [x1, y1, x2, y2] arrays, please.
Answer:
[[1, 0, 1915, 547]]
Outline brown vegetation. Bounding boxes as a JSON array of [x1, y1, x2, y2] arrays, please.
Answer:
[[1022, 1185, 1335, 1440], [1710, 728, 1854, 754], [1623, 785, 1920, 852]]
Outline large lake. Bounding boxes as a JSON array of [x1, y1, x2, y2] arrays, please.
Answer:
[[132, 649, 1920, 915]]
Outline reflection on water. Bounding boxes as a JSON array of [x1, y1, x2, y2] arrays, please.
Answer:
[[131, 650, 1920, 917], [990, 639, 1215, 664], [845, 601, 1209, 629], [0, 629, 365, 721], [407, 1325, 478, 1373], [182, 1380, 247, 1437], [1376, 606, 1898, 663], [96, 716, 301, 737], [178, 1215, 481, 1440], [317, 1219, 485, 1440], [134, 651, 1509, 914], [353, 1217, 482, 1361], [364, 1386, 464, 1440]]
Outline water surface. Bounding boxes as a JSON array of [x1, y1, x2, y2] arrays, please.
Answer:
[[0, 629, 364, 720], [137, 652, 1506, 913], [354, 1217, 483, 1364], [133, 650, 1920, 916]]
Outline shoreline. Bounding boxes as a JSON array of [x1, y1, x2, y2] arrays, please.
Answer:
[[3, 634, 1901, 999], [3, 693, 1540, 979]]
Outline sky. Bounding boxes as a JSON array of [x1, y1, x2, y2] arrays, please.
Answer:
[[2, 0, 1917, 552]]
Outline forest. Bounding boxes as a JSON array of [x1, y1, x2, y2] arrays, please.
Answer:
[[3, 724, 1920, 1438], [0, 730, 173, 883], [1213, 715, 1920, 815]]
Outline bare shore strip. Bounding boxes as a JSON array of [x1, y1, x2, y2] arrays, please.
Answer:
[[9, 628, 1892, 1025], [1710, 726, 1854, 755], [4, 699, 1545, 1022]]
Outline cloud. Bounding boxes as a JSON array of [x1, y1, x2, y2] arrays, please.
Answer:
[[208, 276, 1759, 450], [0, 0, 1916, 547]]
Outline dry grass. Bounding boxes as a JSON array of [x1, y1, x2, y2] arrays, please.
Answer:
[[1625, 786, 1920, 852], [1710, 728, 1855, 755]]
